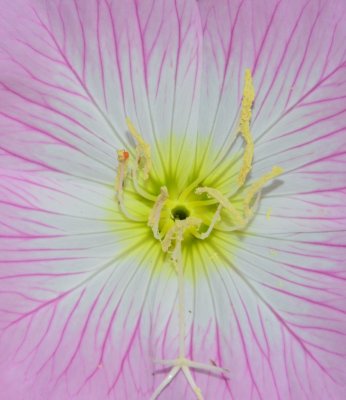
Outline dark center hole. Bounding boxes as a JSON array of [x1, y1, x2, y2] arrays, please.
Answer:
[[171, 205, 190, 221]]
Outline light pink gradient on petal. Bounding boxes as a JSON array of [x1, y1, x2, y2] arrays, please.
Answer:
[[193, 0, 346, 398], [0, 0, 203, 181], [0, 172, 161, 399], [198, 0, 346, 188], [0, 0, 346, 399], [0, 0, 202, 399]]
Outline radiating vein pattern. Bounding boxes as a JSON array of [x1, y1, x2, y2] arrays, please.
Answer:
[[0, 1, 346, 399]]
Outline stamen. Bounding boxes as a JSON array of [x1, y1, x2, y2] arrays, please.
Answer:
[[216, 193, 261, 232], [244, 166, 284, 216], [194, 204, 223, 239], [115, 149, 146, 222], [195, 187, 244, 226], [238, 68, 255, 187], [148, 186, 169, 240], [178, 69, 256, 202], [115, 149, 129, 199], [151, 216, 226, 399], [126, 117, 152, 180], [162, 217, 202, 254], [131, 168, 157, 201], [161, 224, 177, 253]]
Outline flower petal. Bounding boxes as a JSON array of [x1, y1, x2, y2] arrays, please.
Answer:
[[231, 231, 346, 398], [250, 188, 346, 235], [169, 232, 346, 399], [0, 171, 173, 399], [198, 0, 346, 185], [0, 1, 203, 393], [0, 0, 203, 180], [195, 1, 346, 398]]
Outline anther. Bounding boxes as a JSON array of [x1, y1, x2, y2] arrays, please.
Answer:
[[238, 68, 255, 187], [126, 117, 152, 180], [115, 148, 146, 222], [148, 186, 169, 239], [115, 149, 130, 196], [194, 204, 223, 239], [195, 187, 244, 226], [244, 166, 284, 216]]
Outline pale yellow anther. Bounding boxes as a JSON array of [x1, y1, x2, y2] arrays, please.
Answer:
[[115, 150, 147, 222], [217, 193, 260, 232], [115, 149, 129, 199], [117, 149, 129, 162], [161, 217, 202, 253], [175, 218, 202, 241], [244, 166, 284, 215], [238, 68, 255, 187], [195, 187, 244, 226], [194, 204, 223, 240], [161, 225, 176, 253], [126, 117, 152, 179], [115, 149, 146, 222], [148, 186, 169, 240]]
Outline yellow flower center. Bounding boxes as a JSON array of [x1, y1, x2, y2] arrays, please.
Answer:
[[115, 69, 283, 251]]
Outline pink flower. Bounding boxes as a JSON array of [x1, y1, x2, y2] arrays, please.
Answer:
[[0, 1, 345, 399]]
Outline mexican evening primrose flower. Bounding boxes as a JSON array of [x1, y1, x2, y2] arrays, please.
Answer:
[[0, 0, 345, 399]]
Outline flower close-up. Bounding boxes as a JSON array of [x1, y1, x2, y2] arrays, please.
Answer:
[[0, 0, 346, 399]]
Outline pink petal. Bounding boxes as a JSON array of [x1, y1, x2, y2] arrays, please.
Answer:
[[0, 0, 203, 179], [194, 1, 346, 398], [223, 231, 346, 399], [198, 0, 346, 183], [1, 0, 346, 399], [0, 171, 164, 399], [0, 0, 202, 398], [156, 232, 346, 399]]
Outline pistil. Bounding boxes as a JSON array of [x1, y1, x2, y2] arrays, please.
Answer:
[[151, 212, 227, 400], [148, 186, 169, 240], [114, 69, 284, 399]]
